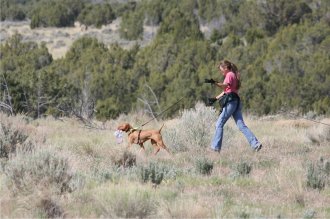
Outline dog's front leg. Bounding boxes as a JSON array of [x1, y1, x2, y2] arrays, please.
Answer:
[[126, 142, 132, 150], [139, 143, 145, 153], [153, 147, 161, 155]]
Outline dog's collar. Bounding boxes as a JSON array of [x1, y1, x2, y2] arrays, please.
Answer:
[[127, 127, 139, 135]]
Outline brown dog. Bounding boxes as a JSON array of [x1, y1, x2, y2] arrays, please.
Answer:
[[117, 123, 170, 155]]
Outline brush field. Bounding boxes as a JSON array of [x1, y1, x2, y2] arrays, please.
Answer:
[[0, 103, 329, 218]]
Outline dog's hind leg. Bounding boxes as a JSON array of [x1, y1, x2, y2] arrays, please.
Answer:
[[158, 140, 171, 155], [158, 124, 165, 133], [151, 139, 161, 155]]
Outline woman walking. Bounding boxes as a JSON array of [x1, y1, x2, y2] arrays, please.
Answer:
[[208, 60, 262, 153]]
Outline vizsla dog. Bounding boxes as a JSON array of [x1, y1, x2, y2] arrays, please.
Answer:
[[117, 123, 170, 155]]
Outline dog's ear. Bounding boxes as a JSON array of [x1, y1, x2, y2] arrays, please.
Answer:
[[122, 124, 128, 132], [124, 123, 132, 132], [117, 124, 125, 131], [117, 123, 130, 132]]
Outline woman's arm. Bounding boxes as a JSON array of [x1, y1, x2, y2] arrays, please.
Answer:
[[214, 82, 228, 89], [214, 82, 228, 99]]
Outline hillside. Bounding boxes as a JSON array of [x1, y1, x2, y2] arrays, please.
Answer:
[[0, 105, 329, 218], [0, 19, 158, 59]]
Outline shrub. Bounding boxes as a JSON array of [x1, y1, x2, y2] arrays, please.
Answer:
[[30, 0, 84, 28], [111, 150, 136, 168], [231, 161, 252, 178], [0, 116, 35, 159], [4, 149, 74, 195], [36, 198, 64, 218], [306, 158, 330, 190], [92, 167, 113, 183], [163, 102, 218, 152], [307, 124, 330, 145], [101, 187, 157, 218], [195, 156, 213, 175], [119, 10, 144, 40], [140, 162, 164, 186], [114, 190, 156, 218], [0, 1, 26, 21], [237, 210, 250, 219], [5, 5, 26, 21], [139, 161, 179, 186], [77, 3, 116, 28], [303, 209, 316, 219], [163, 128, 182, 152]]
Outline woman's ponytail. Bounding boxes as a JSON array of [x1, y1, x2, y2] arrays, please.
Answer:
[[229, 62, 241, 90], [231, 62, 238, 74]]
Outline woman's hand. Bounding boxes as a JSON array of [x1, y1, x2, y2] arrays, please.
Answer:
[[216, 92, 225, 99], [204, 78, 216, 84], [207, 97, 217, 106]]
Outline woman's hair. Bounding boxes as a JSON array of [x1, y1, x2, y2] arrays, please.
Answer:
[[219, 60, 241, 89]]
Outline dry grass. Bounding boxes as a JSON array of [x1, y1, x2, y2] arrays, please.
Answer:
[[0, 106, 329, 218]]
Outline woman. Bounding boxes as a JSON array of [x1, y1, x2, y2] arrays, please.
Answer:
[[210, 60, 262, 153]]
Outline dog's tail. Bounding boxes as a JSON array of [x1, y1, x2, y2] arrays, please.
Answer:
[[158, 123, 165, 133]]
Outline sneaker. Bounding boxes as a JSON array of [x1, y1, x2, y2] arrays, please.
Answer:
[[255, 144, 262, 152], [208, 148, 220, 153]]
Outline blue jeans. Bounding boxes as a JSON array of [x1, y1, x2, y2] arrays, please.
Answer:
[[211, 100, 260, 151]]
